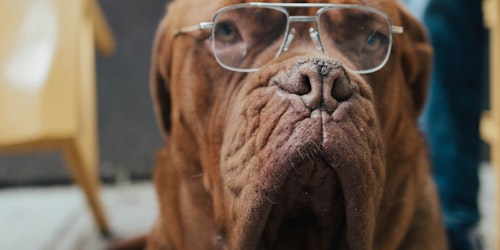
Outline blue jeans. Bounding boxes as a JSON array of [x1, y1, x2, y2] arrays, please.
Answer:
[[416, 0, 486, 249]]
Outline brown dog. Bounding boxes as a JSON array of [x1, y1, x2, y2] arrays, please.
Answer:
[[147, 0, 447, 249]]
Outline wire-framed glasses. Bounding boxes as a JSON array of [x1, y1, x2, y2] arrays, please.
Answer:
[[175, 2, 404, 74]]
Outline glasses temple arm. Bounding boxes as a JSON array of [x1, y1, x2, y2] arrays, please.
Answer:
[[391, 25, 404, 34], [174, 22, 213, 37]]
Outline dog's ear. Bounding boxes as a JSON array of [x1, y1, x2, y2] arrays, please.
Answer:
[[398, 5, 433, 117], [151, 6, 174, 137]]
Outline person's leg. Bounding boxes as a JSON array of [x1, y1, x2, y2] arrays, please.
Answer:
[[420, 0, 486, 249]]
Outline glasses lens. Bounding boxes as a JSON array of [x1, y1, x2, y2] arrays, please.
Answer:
[[317, 7, 392, 73], [212, 6, 288, 71]]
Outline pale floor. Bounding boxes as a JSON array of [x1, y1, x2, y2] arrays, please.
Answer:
[[0, 182, 157, 250], [0, 164, 496, 250]]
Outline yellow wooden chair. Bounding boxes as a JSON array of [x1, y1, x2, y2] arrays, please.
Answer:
[[481, 0, 500, 248], [0, 0, 115, 235]]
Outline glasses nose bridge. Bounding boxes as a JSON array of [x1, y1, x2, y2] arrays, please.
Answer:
[[288, 15, 316, 24], [282, 15, 323, 52]]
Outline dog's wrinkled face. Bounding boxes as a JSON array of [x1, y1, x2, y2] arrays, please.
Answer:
[[216, 56, 384, 249], [151, 0, 432, 249]]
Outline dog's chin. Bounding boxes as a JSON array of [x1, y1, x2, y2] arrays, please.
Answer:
[[258, 158, 347, 250], [221, 138, 348, 249]]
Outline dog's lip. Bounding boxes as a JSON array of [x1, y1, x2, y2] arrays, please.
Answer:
[[331, 99, 352, 122]]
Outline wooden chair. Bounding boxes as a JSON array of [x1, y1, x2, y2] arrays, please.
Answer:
[[0, 0, 115, 235], [480, 0, 500, 248]]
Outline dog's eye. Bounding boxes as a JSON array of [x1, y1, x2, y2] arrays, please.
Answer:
[[214, 22, 241, 44], [363, 31, 388, 53]]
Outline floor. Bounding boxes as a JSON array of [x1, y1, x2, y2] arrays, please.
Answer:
[[478, 163, 496, 250], [0, 164, 496, 250], [0, 182, 157, 250]]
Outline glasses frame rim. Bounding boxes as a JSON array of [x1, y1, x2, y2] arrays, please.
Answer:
[[314, 5, 395, 74], [174, 2, 404, 74]]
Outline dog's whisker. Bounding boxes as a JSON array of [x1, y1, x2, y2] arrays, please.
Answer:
[[298, 149, 306, 161], [265, 195, 277, 205], [205, 197, 213, 212], [191, 173, 204, 178]]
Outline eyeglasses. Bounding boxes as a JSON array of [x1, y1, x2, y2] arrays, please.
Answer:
[[175, 3, 404, 74]]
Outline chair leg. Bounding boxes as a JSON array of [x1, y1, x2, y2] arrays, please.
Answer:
[[61, 8, 110, 236], [62, 140, 110, 236]]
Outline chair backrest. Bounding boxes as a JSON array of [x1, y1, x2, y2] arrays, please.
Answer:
[[0, 0, 86, 146]]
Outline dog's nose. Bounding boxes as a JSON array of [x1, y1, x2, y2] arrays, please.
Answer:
[[275, 58, 353, 113]]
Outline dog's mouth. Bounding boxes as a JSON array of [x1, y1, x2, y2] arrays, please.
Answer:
[[257, 158, 347, 250]]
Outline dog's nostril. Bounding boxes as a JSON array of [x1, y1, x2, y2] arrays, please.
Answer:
[[300, 75, 312, 95], [331, 76, 353, 102], [274, 75, 311, 96]]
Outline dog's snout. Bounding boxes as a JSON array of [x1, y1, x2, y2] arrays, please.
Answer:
[[274, 58, 353, 113]]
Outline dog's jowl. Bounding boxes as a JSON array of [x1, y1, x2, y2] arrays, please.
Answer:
[[147, 1, 447, 249]]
